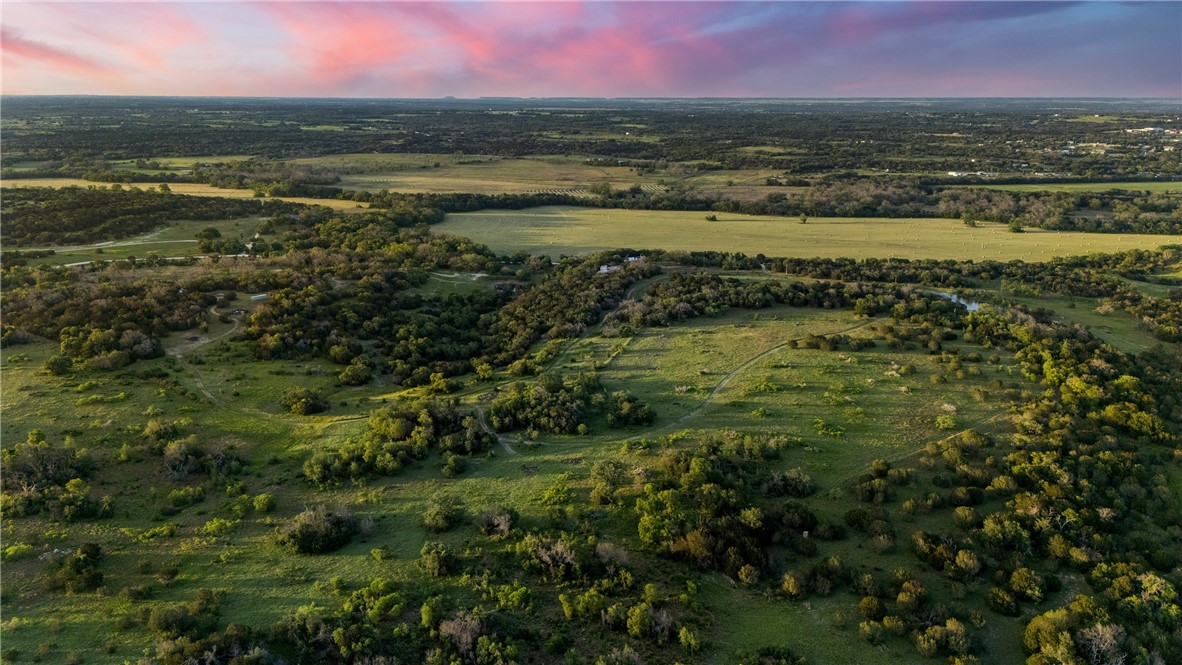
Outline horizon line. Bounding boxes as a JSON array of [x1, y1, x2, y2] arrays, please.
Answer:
[[4, 94, 1180, 102]]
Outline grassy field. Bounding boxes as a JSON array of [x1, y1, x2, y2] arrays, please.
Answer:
[[16, 216, 273, 266], [439, 206, 1180, 260], [1006, 294, 1165, 354], [292, 153, 787, 201], [0, 178, 370, 211], [0, 281, 1032, 663], [546, 303, 1016, 485], [966, 181, 1182, 193]]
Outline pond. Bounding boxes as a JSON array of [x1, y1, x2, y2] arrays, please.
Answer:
[[931, 290, 981, 312]]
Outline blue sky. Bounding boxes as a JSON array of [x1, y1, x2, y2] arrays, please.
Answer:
[[2, 1, 1179, 98]]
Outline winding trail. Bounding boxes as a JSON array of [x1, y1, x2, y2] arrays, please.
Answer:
[[169, 306, 242, 407], [475, 407, 518, 455], [470, 319, 875, 450]]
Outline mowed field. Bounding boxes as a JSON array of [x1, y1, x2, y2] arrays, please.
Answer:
[[0, 178, 370, 211], [297, 153, 788, 200], [440, 206, 1180, 260], [968, 181, 1182, 193], [15, 217, 274, 266]]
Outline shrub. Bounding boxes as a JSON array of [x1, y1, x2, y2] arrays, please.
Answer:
[[986, 586, 1019, 616], [423, 495, 464, 532], [419, 541, 453, 577], [2, 544, 34, 561], [475, 507, 516, 537], [338, 360, 372, 386], [277, 506, 357, 554], [281, 387, 327, 415], [859, 620, 884, 644], [252, 494, 276, 513], [167, 486, 205, 508], [45, 543, 104, 593]]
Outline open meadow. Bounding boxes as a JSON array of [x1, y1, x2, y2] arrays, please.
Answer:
[[13, 217, 275, 266], [0, 270, 1038, 664], [297, 153, 789, 201], [440, 206, 1179, 260]]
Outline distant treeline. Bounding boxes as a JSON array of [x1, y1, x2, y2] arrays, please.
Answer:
[[0, 186, 304, 246], [4, 97, 1179, 179]]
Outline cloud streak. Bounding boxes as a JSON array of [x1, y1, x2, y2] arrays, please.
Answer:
[[2, 28, 112, 76], [1, 1, 1178, 98]]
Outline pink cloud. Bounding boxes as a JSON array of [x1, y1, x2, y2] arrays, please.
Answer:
[[258, 2, 431, 93], [396, 2, 738, 96], [0, 1, 1175, 98], [96, 4, 209, 72], [1, 27, 112, 76]]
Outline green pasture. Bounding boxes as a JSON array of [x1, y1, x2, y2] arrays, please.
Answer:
[[0, 280, 1032, 664], [291, 152, 483, 171], [439, 206, 1179, 261], [335, 155, 644, 195], [557, 306, 1016, 485], [295, 152, 785, 200], [1005, 294, 1166, 354], [406, 272, 500, 298], [16, 217, 272, 266]]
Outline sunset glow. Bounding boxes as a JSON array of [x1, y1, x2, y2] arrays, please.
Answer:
[[2, 1, 1179, 98]]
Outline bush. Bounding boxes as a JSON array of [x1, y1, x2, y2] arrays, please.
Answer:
[[2, 544, 35, 561], [935, 414, 958, 430], [338, 360, 372, 386], [281, 387, 327, 415], [277, 506, 357, 554], [423, 495, 464, 532], [253, 493, 276, 513], [45, 543, 104, 593], [167, 486, 205, 508], [986, 586, 1019, 616], [605, 390, 655, 427], [419, 541, 453, 577], [475, 507, 516, 537]]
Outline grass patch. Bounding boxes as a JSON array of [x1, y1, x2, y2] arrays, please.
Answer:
[[1006, 294, 1167, 354], [439, 206, 1179, 261]]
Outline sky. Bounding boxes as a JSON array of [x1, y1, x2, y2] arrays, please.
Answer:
[[1, 1, 1179, 98]]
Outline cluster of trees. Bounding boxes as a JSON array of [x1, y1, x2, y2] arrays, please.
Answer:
[[632, 432, 820, 579], [487, 253, 659, 365], [605, 273, 967, 336], [303, 398, 493, 487], [0, 430, 106, 521], [926, 306, 1182, 663], [938, 188, 1182, 234], [243, 274, 504, 386], [1, 186, 299, 246], [2, 260, 300, 366], [488, 373, 654, 435]]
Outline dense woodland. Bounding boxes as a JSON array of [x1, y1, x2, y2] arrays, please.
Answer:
[[3, 97, 1179, 179], [2, 99, 1182, 665]]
